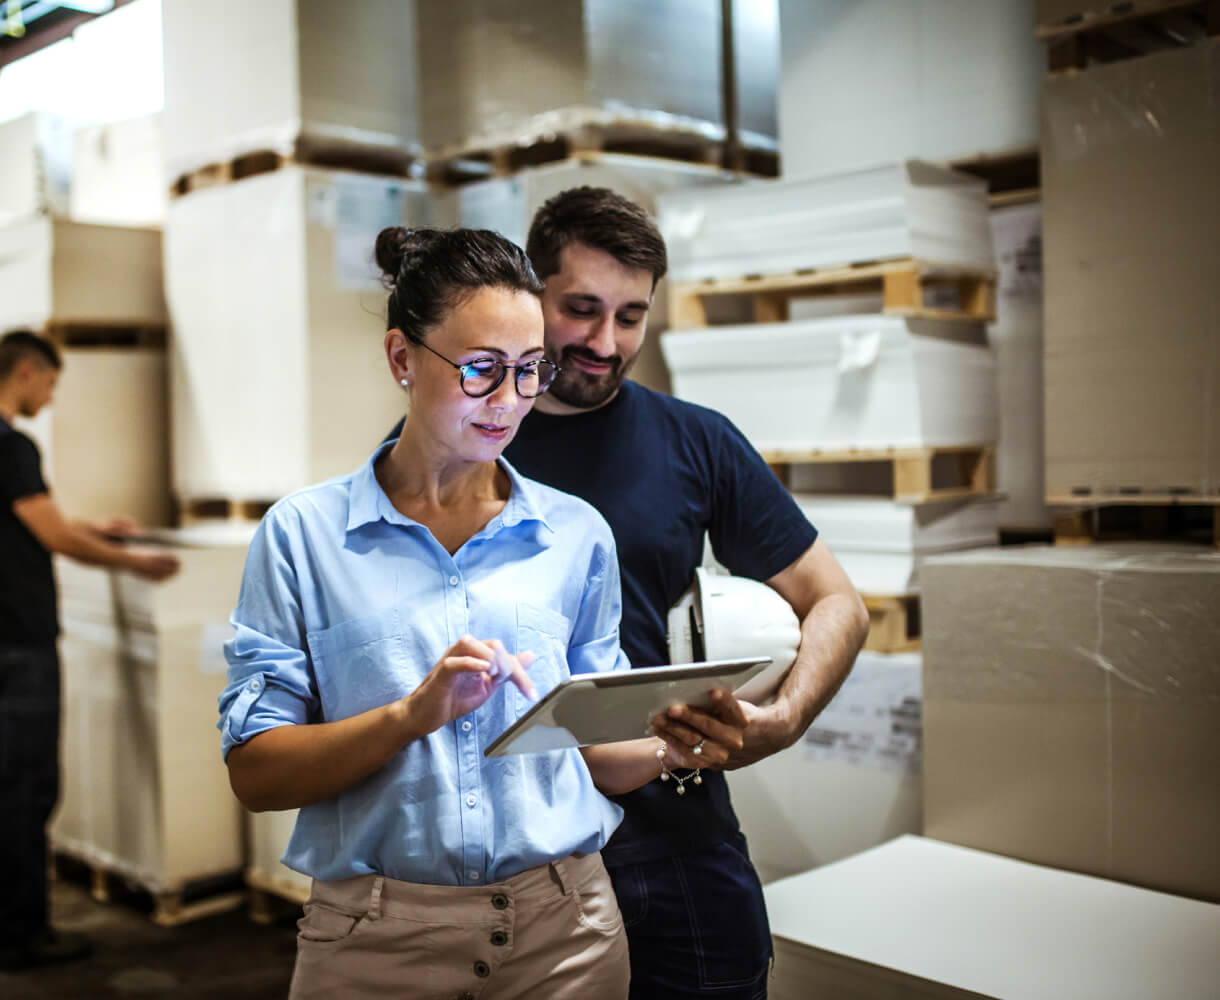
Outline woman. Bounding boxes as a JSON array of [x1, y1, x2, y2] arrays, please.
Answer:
[[218, 227, 745, 999]]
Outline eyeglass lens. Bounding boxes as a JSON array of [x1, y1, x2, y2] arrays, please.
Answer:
[[460, 359, 558, 398]]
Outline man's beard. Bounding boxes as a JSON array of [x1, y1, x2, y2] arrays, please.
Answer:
[[545, 345, 638, 410]]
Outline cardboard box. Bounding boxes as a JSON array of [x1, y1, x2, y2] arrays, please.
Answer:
[[1042, 41, 1220, 497], [920, 543, 1220, 902], [52, 540, 250, 892], [727, 651, 923, 883], [0, 218, 166, 331], [164, 166, 443, 501], [766, 835, 1220, 1000], [416, 0, 724, 151], [662, 316, 997, 453], [778, 0, 1042, 179], [160, 0, 418, 178], [71, 114, 166, 227]]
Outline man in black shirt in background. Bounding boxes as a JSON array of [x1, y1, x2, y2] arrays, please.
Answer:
[[0, 330, 178, 971]]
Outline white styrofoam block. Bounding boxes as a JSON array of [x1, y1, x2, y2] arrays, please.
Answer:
[[661, 315, 997, 452], [766, 836, 1220, 1000], [793, 496, 997, 595], [70, 114, 166, 227], [989, 200, 1050, 529], [164, 166, 439, 501], [728, 650, 922, 883], [0, 112, 74, 225], [658, 161, 994, 284], [778, 0, 1043, 179], [160, 0, 418, 177]]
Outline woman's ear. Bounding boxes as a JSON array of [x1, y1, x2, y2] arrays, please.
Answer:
[[385, 328, 413, 387]]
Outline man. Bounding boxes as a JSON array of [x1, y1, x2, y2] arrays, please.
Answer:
[[500, 187, 870, 997], [0, 330, 179, 971]]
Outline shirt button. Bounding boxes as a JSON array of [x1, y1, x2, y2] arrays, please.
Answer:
[[491, 893, 508, 910], [449, 574, 459, 586], [469, 871, 481, 882], [466, 794, 478, 808], [249, 678, 261, 691], [490, 930, 508, 947], [461, 720, 473, 733], [473, 961, 491, 978]]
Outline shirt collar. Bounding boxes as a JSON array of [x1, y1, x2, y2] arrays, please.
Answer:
[[346, 442, 554, 535]]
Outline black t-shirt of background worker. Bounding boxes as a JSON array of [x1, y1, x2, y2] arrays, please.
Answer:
[[0, 416, 57, 644]]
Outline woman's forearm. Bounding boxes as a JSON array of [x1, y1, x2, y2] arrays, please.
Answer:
[[581, 739, 668, 796]]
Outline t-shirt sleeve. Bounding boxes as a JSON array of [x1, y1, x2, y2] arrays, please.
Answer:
[[706, 415, 818, 582], [0, 431, 49, 506]]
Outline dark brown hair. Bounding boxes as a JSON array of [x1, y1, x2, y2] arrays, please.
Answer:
[[0, 329, 62, 380], [526, 186, 668, 288], [375, 227, 544, 342]]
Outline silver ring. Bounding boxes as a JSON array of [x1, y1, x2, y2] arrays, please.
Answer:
[[692, 740, 705, 756]]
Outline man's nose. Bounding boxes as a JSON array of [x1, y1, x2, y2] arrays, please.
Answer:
[[585, 314, 617, 356]]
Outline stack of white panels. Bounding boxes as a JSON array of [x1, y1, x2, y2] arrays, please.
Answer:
[[790, 497, 997, 595], [661, 315, 997, 453], [247, 809, 312, 904], [70, 114, 166, 227], [766, 836, 1220, 1000], [727, 650, 922, 884], [0, 112, 74, 225], [164, 166, 442, 502], [52, 539, 249, 897], [416, 0, 724, 152], [160, 0, 419, 180], [0, 218, 165, 331], [777, 0, 1042, 178], [657, 161, 994, 284]]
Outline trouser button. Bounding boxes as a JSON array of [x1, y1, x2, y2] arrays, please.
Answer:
[[473, 960, 491, 978], [490, 930, 508, 947], [490, 893, 509, 910]]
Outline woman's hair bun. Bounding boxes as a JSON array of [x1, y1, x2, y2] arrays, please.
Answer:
[[374, 227, 442, 285]]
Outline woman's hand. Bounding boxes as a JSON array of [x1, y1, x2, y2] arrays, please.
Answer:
[[649, 688, 750, 770], [403, 636, 537, 739]]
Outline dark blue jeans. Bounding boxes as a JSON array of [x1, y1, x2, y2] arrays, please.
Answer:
[[0, 643, 60, 944], [609, 833, 772, 999]]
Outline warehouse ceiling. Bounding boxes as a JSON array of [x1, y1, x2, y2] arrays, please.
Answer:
[[1, 0, 137, 68]]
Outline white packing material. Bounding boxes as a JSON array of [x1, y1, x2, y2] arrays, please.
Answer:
[[657, 160, 994, 284], [661, 315, 997, 453], [70, 113, 167, 227]]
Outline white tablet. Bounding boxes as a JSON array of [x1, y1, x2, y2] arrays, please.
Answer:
[[484, 656, 771, 757]]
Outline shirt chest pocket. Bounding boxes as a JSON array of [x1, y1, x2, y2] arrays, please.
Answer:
[[306, 606, 417, 721], [514, 603, 570, 714]]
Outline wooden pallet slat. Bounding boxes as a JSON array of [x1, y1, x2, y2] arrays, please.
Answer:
[[766, 445, 994, 504], [177, 497, 277, 526], [1050, 495, 1220, 548], [45, 320, 168, 349], [862, 594, 921, 654], [1041, 0, 1218, 72], [668, 258, 997, 330]]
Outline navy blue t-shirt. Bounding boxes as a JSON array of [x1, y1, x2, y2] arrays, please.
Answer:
[[0, 417, 57, 644], [504, 381, 818, 865]]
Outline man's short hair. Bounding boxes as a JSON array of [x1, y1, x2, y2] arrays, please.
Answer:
[[0, 330, 62, 381], [527, 186, 668, 289]]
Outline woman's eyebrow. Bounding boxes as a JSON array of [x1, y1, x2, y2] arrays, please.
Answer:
[[463, 344, 546, 357]]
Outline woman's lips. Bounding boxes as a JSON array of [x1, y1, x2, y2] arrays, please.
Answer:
[[473, 423, 510, 440]]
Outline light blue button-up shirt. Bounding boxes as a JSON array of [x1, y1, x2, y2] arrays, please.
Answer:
[[218, 444, 629, 886]]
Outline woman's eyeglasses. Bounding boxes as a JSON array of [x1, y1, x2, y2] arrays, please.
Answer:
[[414, 340, 560, 398]]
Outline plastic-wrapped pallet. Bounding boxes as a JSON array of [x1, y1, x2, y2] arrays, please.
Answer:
[[70, 114, 166, 227], [661, 315, 997, 454], [160, 0, 419, 180], [0, 112, 75, 225], [726, 650, 923, 883], [164, 166, 445, 503], [52, 537, 251, 914], [777, 0, 1042, 178], [657, 161, 994, 284], [788, 496, 997, 595], [416, 0, 725, 152]]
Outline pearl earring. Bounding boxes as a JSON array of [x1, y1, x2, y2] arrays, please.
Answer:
[[400, 378, 409, 387]]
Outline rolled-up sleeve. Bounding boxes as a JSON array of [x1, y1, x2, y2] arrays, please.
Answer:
[[567, 523, 631, 677], [217, 511, 318, 759]]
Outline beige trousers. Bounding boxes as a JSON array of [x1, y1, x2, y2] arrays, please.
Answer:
[[288, 851, 629, 1000]]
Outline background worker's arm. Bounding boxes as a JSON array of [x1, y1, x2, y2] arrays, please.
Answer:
[[718, 538, 868, 769], [12, 492, 178, 580]]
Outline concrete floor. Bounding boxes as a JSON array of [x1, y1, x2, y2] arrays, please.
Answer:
[[0, 874, 299, 1000]]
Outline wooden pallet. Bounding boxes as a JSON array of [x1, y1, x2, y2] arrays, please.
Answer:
[[947, 147, 1041, 207], [668, 258, 996, 330], [51, 849, 246, 928], [245, 867, 310, 925], [170, 142, 420, 199], [425, 121, 779, 187], [1049, 493, 1220, 548], [177, 497, 277, 526], [44, 320, 167, 349], [862, 594, 921, 654], [767, 446, 994, 504], [1042, 0, 1218, 72]]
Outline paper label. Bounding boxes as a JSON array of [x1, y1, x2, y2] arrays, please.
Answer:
[[329, 175, 411, 291], [803, 657, 922, 773]]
